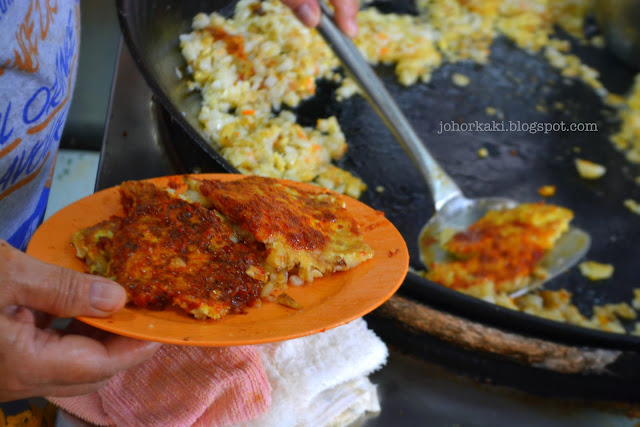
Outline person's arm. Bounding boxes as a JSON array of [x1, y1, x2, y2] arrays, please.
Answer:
[[281, 0, 359, 38], [0, 241, 161, 402]]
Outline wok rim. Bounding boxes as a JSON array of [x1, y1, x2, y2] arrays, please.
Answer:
[[115, 0, 240, 176]]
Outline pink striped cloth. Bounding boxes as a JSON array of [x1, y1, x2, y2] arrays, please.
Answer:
[[48, 345, 271, 427]]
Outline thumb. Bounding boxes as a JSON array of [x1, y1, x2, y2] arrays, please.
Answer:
[[281, 0, 321, 27], [0, 241, 127, 318]]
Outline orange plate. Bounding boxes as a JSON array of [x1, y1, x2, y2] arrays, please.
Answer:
[[26, 174, 409, 346]]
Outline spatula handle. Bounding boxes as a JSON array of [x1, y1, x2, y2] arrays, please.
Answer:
[[316, 4, 462, 210]]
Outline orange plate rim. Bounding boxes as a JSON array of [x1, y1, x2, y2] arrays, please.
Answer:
[[26, 174, 409, 346]]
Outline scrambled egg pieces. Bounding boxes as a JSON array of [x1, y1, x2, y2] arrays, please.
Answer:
[[611, 74, 640, 164], [181, 0, 638, 192], [181, 1, 365, 198], [579, 260, 614, 281], [180, 0, 603, 200], [574, 158, 607, 180], [537, 185, 556, 197], [514, 289, 637, 334], [624, 199, 640, 216]]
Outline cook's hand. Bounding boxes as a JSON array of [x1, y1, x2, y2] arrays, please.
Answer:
[[281, 0, 358, 38], [0, 241, 161, 402]]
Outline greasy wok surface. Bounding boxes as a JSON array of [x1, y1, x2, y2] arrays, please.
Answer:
[[117, 0, 640, 350]]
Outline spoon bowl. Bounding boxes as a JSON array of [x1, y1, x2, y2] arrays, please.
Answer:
[[418, 195, 591, 297]]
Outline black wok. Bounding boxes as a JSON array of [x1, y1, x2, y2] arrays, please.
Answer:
[[116, 0, 640, 351]]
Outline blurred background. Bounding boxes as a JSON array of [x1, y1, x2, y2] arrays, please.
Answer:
[[45, 1, 119, 219]]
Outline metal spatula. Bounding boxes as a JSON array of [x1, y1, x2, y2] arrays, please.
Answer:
[[316, 5, 591, 297]]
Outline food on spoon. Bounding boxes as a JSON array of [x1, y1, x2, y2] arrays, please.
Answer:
[[420, 202, 573, 298], [72, 176, 374, 320], [418, 203, 640, 334]]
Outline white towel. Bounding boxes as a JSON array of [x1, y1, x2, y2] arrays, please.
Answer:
[[242, 318, 388, 427]]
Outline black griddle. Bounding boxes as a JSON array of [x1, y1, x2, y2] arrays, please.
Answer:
[[116, 0, 640, 351]]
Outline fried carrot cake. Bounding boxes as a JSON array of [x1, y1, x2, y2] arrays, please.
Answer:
[[74, 181, 267, 319], [184, 176, 375, 291], [421, 202, 573, 297], [72, 217, 122, 276], [73, 177, 374, 319]]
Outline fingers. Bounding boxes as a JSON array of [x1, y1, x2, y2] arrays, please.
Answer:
[[4, 306, 55, 329], [37, 333, 162, 387], [329, 0, 358, 38], [0, 317, 161, 401], [280, 0, 358, 37], [0, 241, 127, 318], [280, 0, 321, 28], [2, 305, 35, 324]]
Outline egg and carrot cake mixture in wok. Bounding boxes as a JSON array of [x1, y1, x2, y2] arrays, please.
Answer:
[[178, 0, 640, 334], [72, 176, 373, 320], [178, 0, 600, 201]]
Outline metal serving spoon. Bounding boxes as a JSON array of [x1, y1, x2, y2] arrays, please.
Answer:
[[316, 6, 591, 297]]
